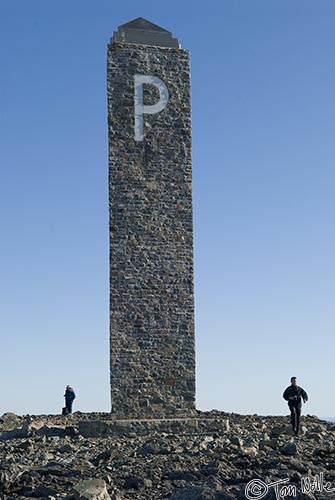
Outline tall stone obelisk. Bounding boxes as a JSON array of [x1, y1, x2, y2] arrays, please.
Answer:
[[108, 18, 195, 418]]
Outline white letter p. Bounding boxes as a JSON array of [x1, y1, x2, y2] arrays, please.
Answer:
[[134, 74, 169, 141]]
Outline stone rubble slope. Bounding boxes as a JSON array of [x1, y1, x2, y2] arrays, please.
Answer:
[[0, 411, 334, 500]]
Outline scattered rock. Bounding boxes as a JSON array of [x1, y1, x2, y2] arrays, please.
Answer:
[[0, 411, 333, 499], [73, 478, 111, 500], [280, 441, 298, 455], [123, 475, 145, 490]]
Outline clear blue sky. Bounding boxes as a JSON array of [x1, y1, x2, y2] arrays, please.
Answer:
[[1, 1, 334, 418]]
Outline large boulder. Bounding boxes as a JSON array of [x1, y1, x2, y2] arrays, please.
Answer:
[[73, 479, 112, 500]]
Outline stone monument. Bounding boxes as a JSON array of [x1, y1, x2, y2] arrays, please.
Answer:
[[108, 18, 195, 418]]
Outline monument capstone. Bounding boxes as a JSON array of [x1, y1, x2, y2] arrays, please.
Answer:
[[108, 18, 195, 418]]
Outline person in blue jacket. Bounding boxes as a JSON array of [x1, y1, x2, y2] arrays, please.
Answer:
[[64, 385, 76, 414]]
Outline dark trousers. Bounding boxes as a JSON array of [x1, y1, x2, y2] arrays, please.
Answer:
[[289, 404, 301, 433], [66, 401, 73, 414]]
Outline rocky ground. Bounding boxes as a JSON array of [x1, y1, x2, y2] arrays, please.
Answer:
[[0, 411, 334, 500]]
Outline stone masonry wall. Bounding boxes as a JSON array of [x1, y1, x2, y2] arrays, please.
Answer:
[[107, 41, 195, 418]]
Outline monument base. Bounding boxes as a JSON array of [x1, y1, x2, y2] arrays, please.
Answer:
[[77, 414, 230, 438]]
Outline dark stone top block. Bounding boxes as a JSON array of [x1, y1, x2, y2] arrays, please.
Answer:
[[112, 17, 180, 48]]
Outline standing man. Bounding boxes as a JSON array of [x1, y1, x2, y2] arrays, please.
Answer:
[[64, 385, 76, 414], [283, 376, 308, 436]]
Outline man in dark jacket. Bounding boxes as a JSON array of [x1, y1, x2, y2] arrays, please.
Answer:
[[283, 376, 308, 436], [64, 385, 76, 414]]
